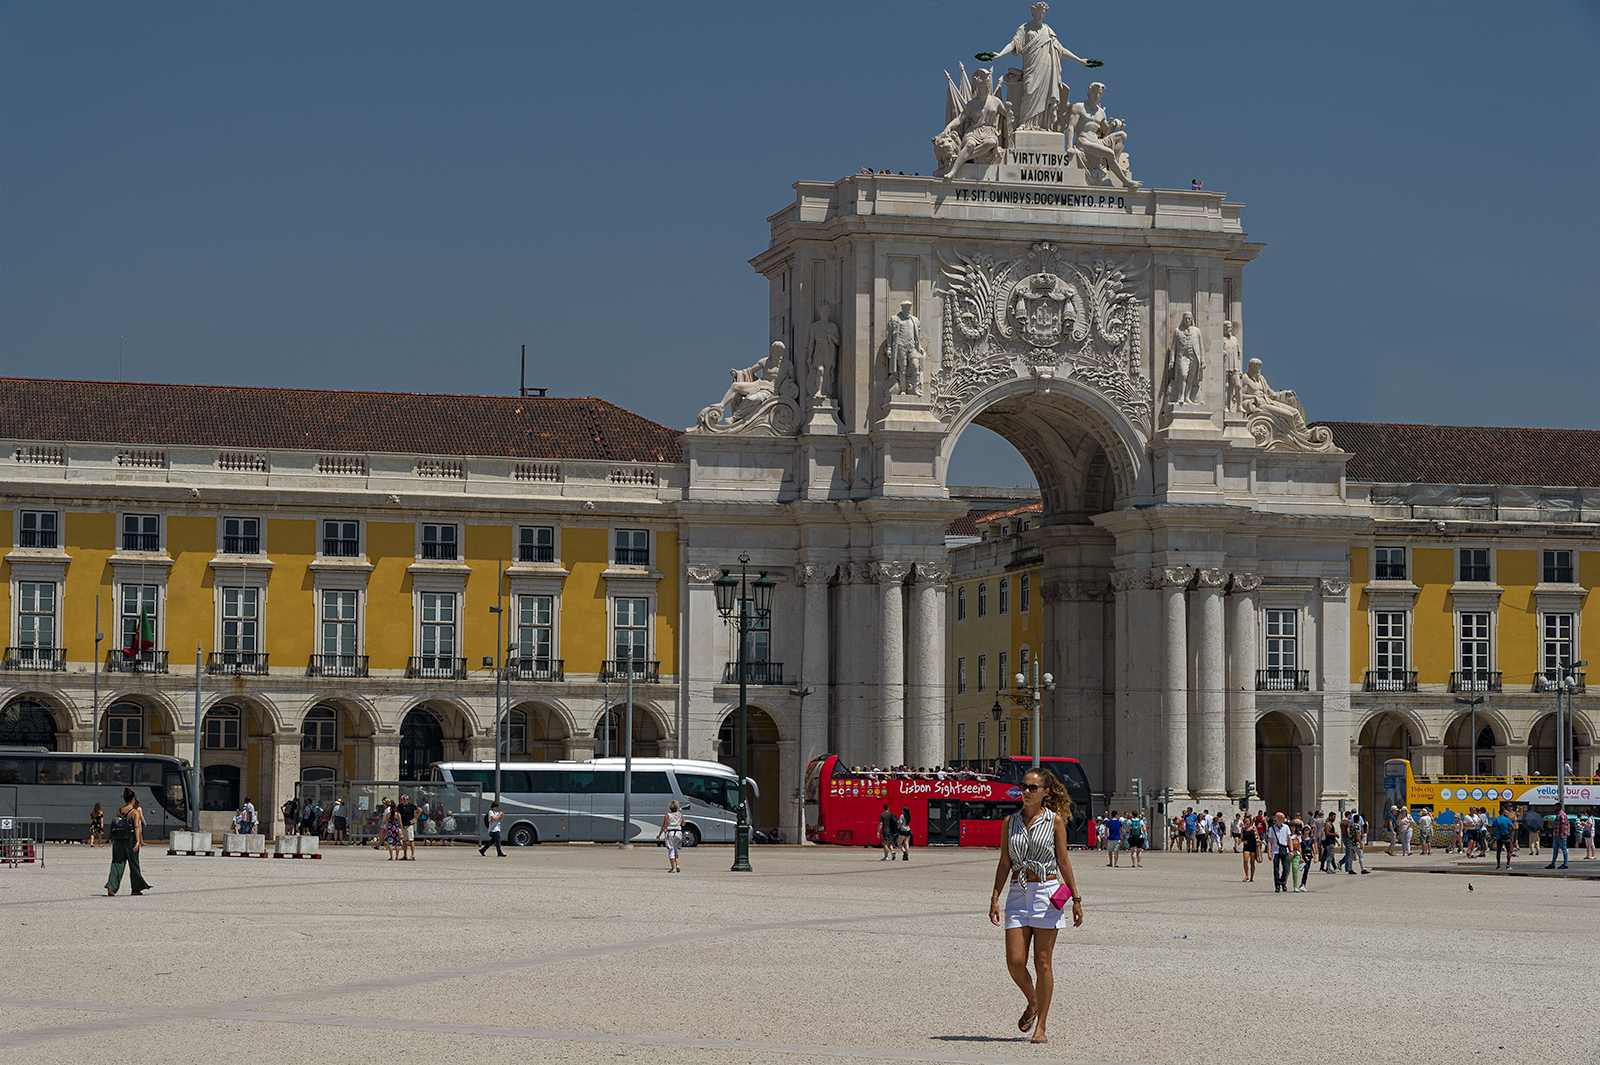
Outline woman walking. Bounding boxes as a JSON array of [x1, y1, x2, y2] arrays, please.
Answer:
[[89, 802, 105, 847], [1298, 820, 1315, 890], [1126, 811, 1145, 867], [897, 805, 913, 861], [1240, 815, 1259, 882], [104, 789, 150, 896], [657, 800, 686, 872], [1287, 820, 1304, 892], [382, 799, 401, 860], [989, 769, 1083, 1045]]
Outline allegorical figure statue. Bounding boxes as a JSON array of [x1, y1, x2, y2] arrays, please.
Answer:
[[934, 67, 1010, 176], [1221, 320, 1243, 411], [1066, 82, 1140, 189], [715, 341, 789, 418], [986, 2, 1094, 132], [1166, 311, 1203, 405], [1239, 357, 1336, 452], [807, 303, 840, 402], [886, 300, 926, 397]]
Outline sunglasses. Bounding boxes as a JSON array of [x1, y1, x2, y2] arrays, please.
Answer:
[[1021, 783, 1044, 792]]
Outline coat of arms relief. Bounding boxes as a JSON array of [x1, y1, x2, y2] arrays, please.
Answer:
[[931, 242, 1153, 434]]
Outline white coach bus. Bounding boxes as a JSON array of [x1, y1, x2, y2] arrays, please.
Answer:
[[428, 758, 754, 847]]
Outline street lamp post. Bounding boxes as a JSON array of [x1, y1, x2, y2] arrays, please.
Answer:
[[1455, 695, 1485, 776], [789, 684, 814, 845], [1556, 659, 1588, 806], [714, 554, 773, 873], [1013, 661, 1056, 769]]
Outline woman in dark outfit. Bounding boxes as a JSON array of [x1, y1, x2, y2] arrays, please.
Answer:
[[105, 788, 151, 896]]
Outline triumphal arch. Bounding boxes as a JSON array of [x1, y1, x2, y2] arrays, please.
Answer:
[[680, 5, 1356, 815]]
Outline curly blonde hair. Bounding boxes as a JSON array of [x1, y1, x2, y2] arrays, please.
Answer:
[[1024, 768, 1073, 820]]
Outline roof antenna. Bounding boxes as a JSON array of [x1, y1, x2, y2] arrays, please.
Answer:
[[520, 343, 526, 397]]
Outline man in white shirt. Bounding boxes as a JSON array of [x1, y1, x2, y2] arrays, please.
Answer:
[[1268, 812, 1293, 892]]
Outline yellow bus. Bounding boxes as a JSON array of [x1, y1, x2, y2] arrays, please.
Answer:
[[1384, 758, 1600, 824]]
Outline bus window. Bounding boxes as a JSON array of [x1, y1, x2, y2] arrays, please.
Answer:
[[161, 768, 190, 819], [0, 758, 36, 784], [451, 769, 493, 787], [676, 773, 740, 810], [202, 765, 241, 811], [89, 760, 132, 785], [499, 771, 532, 792], [37, 759, 82, 785], [525, 770, 563, 792], [564, 770, 620, 794], [804, 758, 827, 801], [630, 771, 672, 794], [132, 761, 162, 786]]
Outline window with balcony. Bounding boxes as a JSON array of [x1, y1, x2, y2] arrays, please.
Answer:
[[1540, 613, 1575, 687], [204, 707, 240, 750], [1374, 546, 1406, 581], [222, 517, 259, 554], [421, 524, 457, 560], [614, 596, 649, 664], [977, 654, 987, 693], [956, 722, 967, 763], [222, 587, 259, 653], [1459, 549, 1490, 582], [18, 511, 57, 549], [518, 526, 555, 563], [1373, 612, 1408, 688], [957, 657, 966, 695], [957, 587, 967, 621], [119, 584, 159, 658], [302, 707, 337, 752], [614, 528, 650, 567], [1020, 574, 1030, 613], [998, 577, 1009, 615], [1543, 549, 1574, 584], [516, 594, 556, 677], [322, 520, 360, 557], [1259, 609, 1303, 689], [1454, 611, 1497, 691], [14, 582, 56, 666], [977, 583, 987, 618], [106, 705, 143, 750], [122, 513, 160, 552], [315, 590, 363, 676], [418, 592, 457, 669]]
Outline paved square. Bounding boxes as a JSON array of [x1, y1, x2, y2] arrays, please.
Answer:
[[1, 842, 1593, 1064]]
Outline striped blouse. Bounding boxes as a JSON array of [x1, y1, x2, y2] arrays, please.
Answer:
[[1007, 809, 1059, 883]]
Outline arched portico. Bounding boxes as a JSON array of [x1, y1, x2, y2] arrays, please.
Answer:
[[718, 705, 781, 831]]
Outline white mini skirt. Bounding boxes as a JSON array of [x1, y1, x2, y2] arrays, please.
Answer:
[[1004, 879, 1067, 930]]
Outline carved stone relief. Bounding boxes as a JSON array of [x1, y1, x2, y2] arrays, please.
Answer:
[[1229, 572, 1263, 594], [693, 341, 803, 436], [1164, 312, 1204, 407], [1153, 565, 1195, 588], [807, 304, 840, 405], [915, 562, 951, 584], [884, 301, 928, 400], [1043, 579, 1113, 602], [1109, 569, 1147, 593], [796, 563, 838, 587], [686, 565, 722, 584], [870, 560, 915, 585], [1193, 567, 1228, 589], [1318, 578, 1350, 598], [1240, 358, 1337, 453]]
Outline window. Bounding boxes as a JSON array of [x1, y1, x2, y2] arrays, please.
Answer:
[[120, 584, 159, 655], [321, 590, 358, 659], [998, 651, 1009, 690], [18, 511, 57, 549], [419, 592, 457, 665], [977, 583, 987, 618], [1542, 613, 1574, 682], [1459, 612, 1491, 673], [221, 588, 259, 654], [739, 596, 771, 662], [956, 657, 966, 695], [614, 597, 649, 663], [506, 709, 527, 756], [302, 707, 337, 752], [518, 526, 555, 563], [204, 707, 240, 750], [16, 582, 56, 653], [1020, 646, 1031, 678], [222, 517, 259, 554], [614, 528, 650, 567], [998, 577, 1009, 615], [977, 720, 987, 762], [998, 719, 1009, 757], [1264, 610, 1298, 672], [956, 722, 967, 762], [1459, 549, 1490, 582], [957, 587, 967, 621], [1543, 550, 1574, 584], [106, 705, 143, 750], [1374, 547, 1406, 581], [1019, 716, 1031, 757], [122, 513, 159, 552], [421, 524, 457, 560], [1020, 519, 1032, 532], [977, 654, 987, 693], [516, 594, 554, 665], [1374, 612, 1407, 676], [322, 520, 359, 557], [1020, 574, 1030, 612]]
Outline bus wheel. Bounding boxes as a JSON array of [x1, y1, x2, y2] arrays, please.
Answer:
[[682, 824, 701, 848], [509, 824, 537, 847]]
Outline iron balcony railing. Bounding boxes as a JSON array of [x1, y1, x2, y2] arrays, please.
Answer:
[[723, 661, 785, 685], [407, 656, 467, 680], [420, 542, 458, 561], [208, 652, 269, 676], [1534, 670, 1586, 694], [613, 548, 650, 567], [322, 538, 361, 557], [518, 544, 555, 563], [1450, 670, 1502, 694], [1363, 669, 1417, 693], [107, 649, 169, 674], [3, 646, 66, 671], [507, 657, 564, 681], [18, 530, 57, 549], [221, 535, 260, 554], [1256, 668, 1309, 692], [308, 653, 370, 678], [121, 533, 160, 552], [602, 659, 659, 683]]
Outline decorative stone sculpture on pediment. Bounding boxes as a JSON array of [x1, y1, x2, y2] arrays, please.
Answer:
[[1239, 358, 1337, 453], [1319, 578, 1350, 599], [1065, 82, 1140, 189], [1193, 568, 1228, 589], [983, 3, 1094, 133], [934, 67, 1010, 176], [693, 341, 802, 436], [931, 242, 1151, 432], [1153, 565, 1195, 588], [1229, 572, 1263, 594], [686, 565, 722, 584]]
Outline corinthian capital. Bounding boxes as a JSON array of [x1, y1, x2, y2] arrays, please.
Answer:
[[1109, 569, 1142, 593], [1229, 572, 1263, 593], [1319, 577, 1350, 598], [796, 563, 836, 587], [1154, 566, 1195, 588], [870, 560, 914, 584], [1194, 568, 1228, 589], [915, 563, 951, 584], [686, 565, 722, 584]]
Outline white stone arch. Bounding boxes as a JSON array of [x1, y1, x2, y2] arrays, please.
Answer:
[[1353, 704, 1433, 747], [0, 688, 75, 747], [288, 690, 381, 733], [1254, 703, 1319, 746], [93, 688, 184, 753], [396, 694, 482, 736], [201, 692, 286, 735], [511, 698, 578, 743]]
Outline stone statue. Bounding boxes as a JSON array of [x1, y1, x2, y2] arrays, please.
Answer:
[[934, 68, 1010, 176], [695, 341, 802, 435], [1165, 311, 1203, 405], [1239, 358, 1337, 452], [1221, 320, 1242, 411], [886, 300, 927, 397], [985, 2, 1095, 132], [1066, 82, 1139, 189], [807, 303, 840, 402]]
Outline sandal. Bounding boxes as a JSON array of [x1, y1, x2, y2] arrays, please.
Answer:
[[1018, 1004, 1037, 1032], [1030, 1032, 1049, 1045]]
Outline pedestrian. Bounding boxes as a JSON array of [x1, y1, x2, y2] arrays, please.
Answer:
[[1583, 814, 1596, 860], [1231, 814, 1243, 853], [330, 798, 347, 844], [1450, 815, 1464, 854], [282, 796, 299, 838], [1398, 806, 1414, 856], [1523, 807, 1542, 856], [1267, 812, 1292, 892], [1417, 808, 1432, 856], [897, 805, 913, 861], [1240, 814, 1259, 882], [1546, 803, 1570, 870], [1085, 813, 1097, 850], [1105, 810, 1122, 867], [1209, 812, 1223, 853], [1298, 820, 1315, 890], [1126, 811, 1145, 867], [1321, 813, 1338, 872], [242, 796, 257, 836], [397, 794, 418, 860], [1287, 820, 1304, 892], [989, 768, 1082, 1046], [656, 800, 685, 871], [1386, 807, 1399, 856], [879, 803, 897, 861], [1184, 808, 1197, 852], [1492, 805, 1514, 869], [477, 801, 505, 856], [382, 798, 400, 860], [104, 788, 151, 897], [89, 801, 105, 847]]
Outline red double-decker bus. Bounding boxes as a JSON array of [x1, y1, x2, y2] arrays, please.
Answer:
[[804, 754, 1094, 848]]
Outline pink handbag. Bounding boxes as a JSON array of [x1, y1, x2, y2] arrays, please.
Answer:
[[1049, 882, 1074, 910]]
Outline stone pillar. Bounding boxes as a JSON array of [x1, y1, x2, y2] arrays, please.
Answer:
[[797, 564, 834, 775], [270, 735, 300, 840], [1109, 570, 1140, 806], [1157, 567, 1195, 798], [1227, 573, 1261, 800], [872, 561, 912, 767], [564, 734, 597, 760], [1298, 743, 1320, 814], [906, 565, 948, 769], [776, 737, 800, 844], [1194, 569, 1229, 802], [685, 566, 725, 764], [373, 736, 400, 782], [1317, 578, 1352, 809], [1410, 744, 1446, 777]]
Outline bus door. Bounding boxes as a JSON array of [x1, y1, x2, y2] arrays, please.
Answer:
[[524, 770, 569, 840], [563, 768, 613, 841], [925, 799, 962, 845]]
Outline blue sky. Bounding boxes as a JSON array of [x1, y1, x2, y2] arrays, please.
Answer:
[[2, 0, 1595, 486]]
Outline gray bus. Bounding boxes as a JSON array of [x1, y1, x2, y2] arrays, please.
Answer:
[[430, 757, 753, 847], [0, 747, 193, 841]]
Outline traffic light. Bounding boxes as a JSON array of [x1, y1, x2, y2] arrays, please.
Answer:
[[1240, 780, 1256, 812], [1130, 777, 1143, 806]]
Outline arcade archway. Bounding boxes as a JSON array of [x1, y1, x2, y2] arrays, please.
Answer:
[[719, 706, 780, 830], [1358, 712, 1420, 822], [0, 697, 60, 749]]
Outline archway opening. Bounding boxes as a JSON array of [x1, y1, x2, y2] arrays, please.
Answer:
[[718, 706, 780, 831], [1528, 713, 1590, 778], [400, 707, 446, 781], [1255, 711, 1308, 816], [1, 697, 60, 749], [1358, 713, 1419, 823], [594, 705, 663, 760], [514, 703, 570, 762], [1443, 715, 1499, 777]]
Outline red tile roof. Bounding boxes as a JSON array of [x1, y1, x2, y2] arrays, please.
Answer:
[[0, 378, 682, 463], [976, 502, 1044, 526], [1315, 422, 1600, 488], [947, 509, 983, 537]]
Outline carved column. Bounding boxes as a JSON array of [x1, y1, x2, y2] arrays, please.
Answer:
[[1157, 566, 1195, 798], [1109, 570, 1141, 803], [372, 735, 400, 784], [270, 733, 301, 840], [870, 561, 912, 767], [685, 564, 725, 764], [907, 564, 948, 769], [1227, 573, 1261, 801], [796, 564, 835, 784], [1194, 568, 1229, 803], [1317, 577, 1352, 809]]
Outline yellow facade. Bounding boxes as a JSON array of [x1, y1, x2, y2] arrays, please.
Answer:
[[948, 546, 1045, 766]]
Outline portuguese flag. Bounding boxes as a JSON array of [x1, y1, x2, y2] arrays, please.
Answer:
[[125, 609, 154, 654]]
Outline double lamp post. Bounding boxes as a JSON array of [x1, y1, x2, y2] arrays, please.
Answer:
[[714, 553, 773, 873]]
